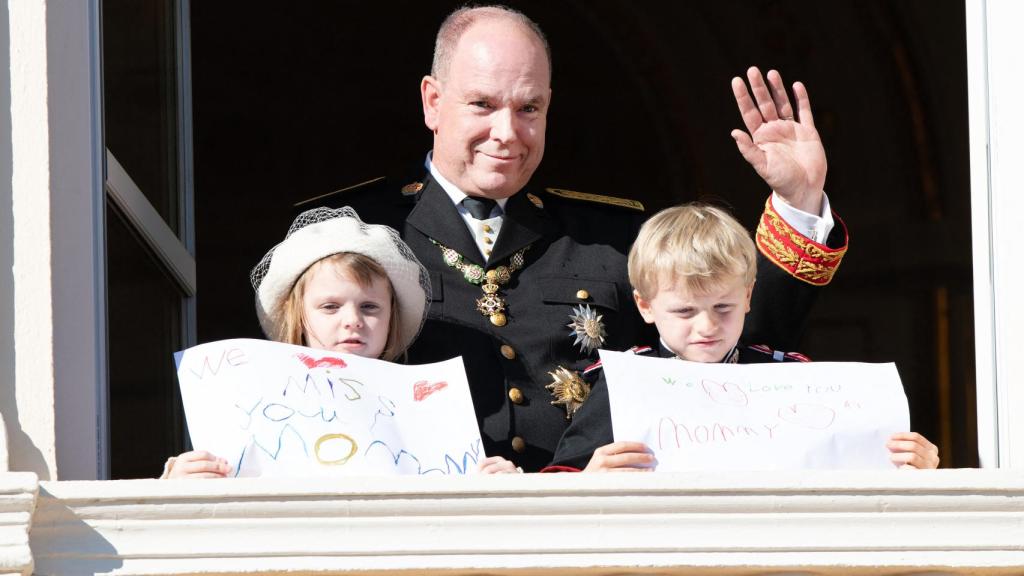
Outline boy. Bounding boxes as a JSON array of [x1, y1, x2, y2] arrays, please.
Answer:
[[545, 204, 938, 472]]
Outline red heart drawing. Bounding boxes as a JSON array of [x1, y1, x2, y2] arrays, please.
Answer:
[[295, 353, 347, 369], [413, 380, 448, 402], [701, 379, 749, 407]]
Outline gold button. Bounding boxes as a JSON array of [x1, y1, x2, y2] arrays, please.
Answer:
[[484, 237, 493, 245], [576, 289, 590, 300], [508, 387, 524, 404], [484, 249, 492, 256], [511, 436, 526, 453], [500, 345, 516, 360], [482, 224, 493, 233]]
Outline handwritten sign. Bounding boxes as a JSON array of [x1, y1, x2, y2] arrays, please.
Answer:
[[599, 350, 910, 470], [174, 339, 484, 477]]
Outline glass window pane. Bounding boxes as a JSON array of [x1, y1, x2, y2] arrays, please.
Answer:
[[106, 202, 185, 479], [102, 0, 179, 233]]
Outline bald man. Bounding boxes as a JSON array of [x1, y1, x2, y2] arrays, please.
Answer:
[[306, 5, 847, 472]]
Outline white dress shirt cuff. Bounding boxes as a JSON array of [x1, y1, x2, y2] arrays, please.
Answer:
[[770, 191, 835, 244]]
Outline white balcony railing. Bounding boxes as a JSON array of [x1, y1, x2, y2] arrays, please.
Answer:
[[2, 469, 1022, 575]]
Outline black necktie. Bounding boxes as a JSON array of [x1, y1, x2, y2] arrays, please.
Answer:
[[461, 196, 498, 220]]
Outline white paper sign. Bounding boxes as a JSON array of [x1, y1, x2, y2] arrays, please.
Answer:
[[600, 350, 910, 470], [175, 339, 484, 477]]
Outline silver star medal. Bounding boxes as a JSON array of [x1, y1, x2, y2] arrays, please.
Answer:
[[567, 304, 606, 354]]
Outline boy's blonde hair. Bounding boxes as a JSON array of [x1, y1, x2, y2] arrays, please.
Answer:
[[628, 203, 756, 299], [276, 253, 404, 361]]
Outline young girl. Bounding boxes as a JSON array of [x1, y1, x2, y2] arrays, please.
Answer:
[[163, 206, 518, 477]]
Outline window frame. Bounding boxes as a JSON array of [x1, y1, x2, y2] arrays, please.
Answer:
[[966, 0, 1024, 468], [96, 0, 196, 479]]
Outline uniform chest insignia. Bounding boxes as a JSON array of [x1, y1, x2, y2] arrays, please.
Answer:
[[401, 181, 424, 195], [545, 188, 644, 212], [546, 366, 591, 419], [476, 270, 509, 327], [567, 304, 606, 354], [527, 192, 544, 209], [431, 239, 529, 327]]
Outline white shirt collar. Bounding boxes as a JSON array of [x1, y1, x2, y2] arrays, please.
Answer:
[[425, 152, 509, 211]]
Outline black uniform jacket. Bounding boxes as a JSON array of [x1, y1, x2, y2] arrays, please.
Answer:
[[308, 166, 844, 471], [547, 342, 810, 471]]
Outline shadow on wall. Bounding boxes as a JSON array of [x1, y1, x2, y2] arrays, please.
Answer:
[[30, 486, 123, 574]]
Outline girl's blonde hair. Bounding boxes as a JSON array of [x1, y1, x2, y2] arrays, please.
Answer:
[[628, 203, 756, 299], [275, 253, 404, 361]]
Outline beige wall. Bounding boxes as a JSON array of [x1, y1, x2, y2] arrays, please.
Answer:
[[2, 0, 104, 481]]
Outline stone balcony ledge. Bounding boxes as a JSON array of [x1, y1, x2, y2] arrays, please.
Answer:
[[0, 469, 1018, 575]]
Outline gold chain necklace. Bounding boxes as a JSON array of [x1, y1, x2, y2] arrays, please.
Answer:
[[431, 240, 528, 327]]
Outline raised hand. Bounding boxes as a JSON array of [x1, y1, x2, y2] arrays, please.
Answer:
[[731, 67, 827, 215]]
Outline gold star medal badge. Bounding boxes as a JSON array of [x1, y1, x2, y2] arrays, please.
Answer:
[[567, 304, 606, 354], [546, 366, 591, 419]]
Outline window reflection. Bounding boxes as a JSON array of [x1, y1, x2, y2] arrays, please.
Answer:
[[103, 0, 179, 234], [106, 202, 185, 479]]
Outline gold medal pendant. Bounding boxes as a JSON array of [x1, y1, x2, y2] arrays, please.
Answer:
[[476, 271, 508, 326], [431, 240, 528, 329]]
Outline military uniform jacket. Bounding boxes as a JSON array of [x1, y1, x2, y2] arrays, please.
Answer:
[[546, 343, 811, 472], [310, 166, 847, 471]]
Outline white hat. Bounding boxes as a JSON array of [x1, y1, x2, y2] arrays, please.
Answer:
[[250, 206, 430, 355]]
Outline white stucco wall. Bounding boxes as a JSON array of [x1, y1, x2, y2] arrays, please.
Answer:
[[3, 0, 104, 480], [0, 0, 17, 479], [7, 0, 59, 481]]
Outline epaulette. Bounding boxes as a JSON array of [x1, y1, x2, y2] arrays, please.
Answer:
[[544, 187, 645, 212], [293, 176, 386, 209], [747, 344, 811, 363], [582, 345, 653, 375]]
